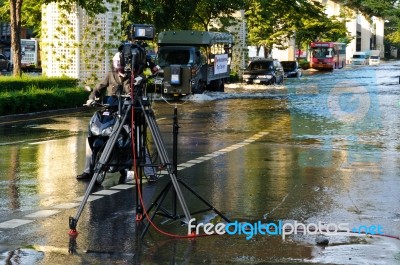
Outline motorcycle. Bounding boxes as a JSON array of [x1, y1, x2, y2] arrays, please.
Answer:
[[86, 93, 133, 186]]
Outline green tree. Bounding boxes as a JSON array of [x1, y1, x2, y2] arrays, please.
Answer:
[[1, 0, 41, 76], [0, 0, 41, 35], [7, 0, 109, 77], [295, 10, 351, 60], [337, 0, 395, 18], [245, 0, 327, 57], [10, 0, 23, 76], [121, 0, 198, 34], [0, 0, 8, 22], [42, 0, 108, 16], [192, 0, 243, 31], [22, 0, 42, 35], [121, 0, 242, 34]]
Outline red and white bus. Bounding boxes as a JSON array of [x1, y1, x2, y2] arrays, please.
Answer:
[[310, 42, 346, 70]]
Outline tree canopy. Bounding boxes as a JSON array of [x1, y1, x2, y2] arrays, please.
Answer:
[[244, 0, 350, 57], [121, 0, 243, 33], [3, 0, 400, 76]]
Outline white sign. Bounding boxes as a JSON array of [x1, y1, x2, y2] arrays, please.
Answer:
[[214, 54, 228, 75]]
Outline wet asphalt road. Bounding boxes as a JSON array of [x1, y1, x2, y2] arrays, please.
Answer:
[[0, 61, 400, 264]]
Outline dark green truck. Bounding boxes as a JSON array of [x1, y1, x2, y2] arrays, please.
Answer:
[[155, 30, 234, 96]]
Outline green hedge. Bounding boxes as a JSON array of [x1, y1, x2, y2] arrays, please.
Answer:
[[0, 87, 88, 116], [230, 71, 239, 82], [0, 76, 87, 116], [298, 59, 310, 70], [0, 75, 79, 92]]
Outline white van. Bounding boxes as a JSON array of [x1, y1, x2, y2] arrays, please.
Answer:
[[369, 50, 380, 65], [351, 52, 369, 65]]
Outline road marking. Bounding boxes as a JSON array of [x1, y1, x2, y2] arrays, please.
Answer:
[[179, 163, 196, 167], [204, 153, 219, 157], [219, 146, 241, 152], [110, 184, 134, 190], [195, 156, 213, 161], [75, 195, 103, 202], [53, 203, 81, 209], [186, 159, 204, 164], [25, 210, 60, 218], [0, 219, 34, 229], [92, 190, 120, 196], [211, 151, 226, 155], [175, 130, 270, 172]]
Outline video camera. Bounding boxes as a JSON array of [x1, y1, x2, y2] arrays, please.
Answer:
[[120, 24, 155, 76]]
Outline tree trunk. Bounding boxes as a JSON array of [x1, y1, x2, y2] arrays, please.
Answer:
[[263, 45, 270, 58], [10, 0, 23, 77]]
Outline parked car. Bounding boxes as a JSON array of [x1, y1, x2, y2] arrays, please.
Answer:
[[351, 52, 369, 65], [281, 60, 302, 78], [369, 55, 380, 65], [0, 54, 11, 71], [242, 59, 284, 85], [368, 50, 380, 65]]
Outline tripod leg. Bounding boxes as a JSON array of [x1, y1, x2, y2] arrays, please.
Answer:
[[134, 105, 147, 221], [140, 182, 173, 239], [69, 105, 132, 231], [179, 180, 231, 223]]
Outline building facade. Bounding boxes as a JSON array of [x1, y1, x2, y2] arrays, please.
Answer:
[[41, 1, 121, 85]]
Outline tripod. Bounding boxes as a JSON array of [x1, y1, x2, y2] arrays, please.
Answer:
[[68, 75, 230, 239], [137, 100, 231, 238]]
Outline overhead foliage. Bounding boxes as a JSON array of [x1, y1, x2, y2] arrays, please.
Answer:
[[0, 0, 8, 22], [121, 0, 197, 33], [191, 0, 243, 31], [42, 0, 108, 16], [3, 0, 400, 74], [0, 0, 41, 35], [338, 0, 396, 18], [244, 0, 345, 57], [121, 0, 243, 34], [295, 9, 351, 54], [22, 0, 42, 35]]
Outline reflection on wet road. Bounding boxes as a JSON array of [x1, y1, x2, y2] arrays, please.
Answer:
[[0, 62, 399, 264]]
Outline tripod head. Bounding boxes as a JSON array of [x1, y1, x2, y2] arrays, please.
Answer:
[[118, 24, 156, 99], [120, 24, 155, 76]]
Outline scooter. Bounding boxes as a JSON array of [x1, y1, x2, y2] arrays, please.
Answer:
[[86, 92, 133, 186]]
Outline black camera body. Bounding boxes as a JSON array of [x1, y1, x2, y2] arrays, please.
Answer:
[[120, 24, 155, 76], [120, 43, 147, 75]]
